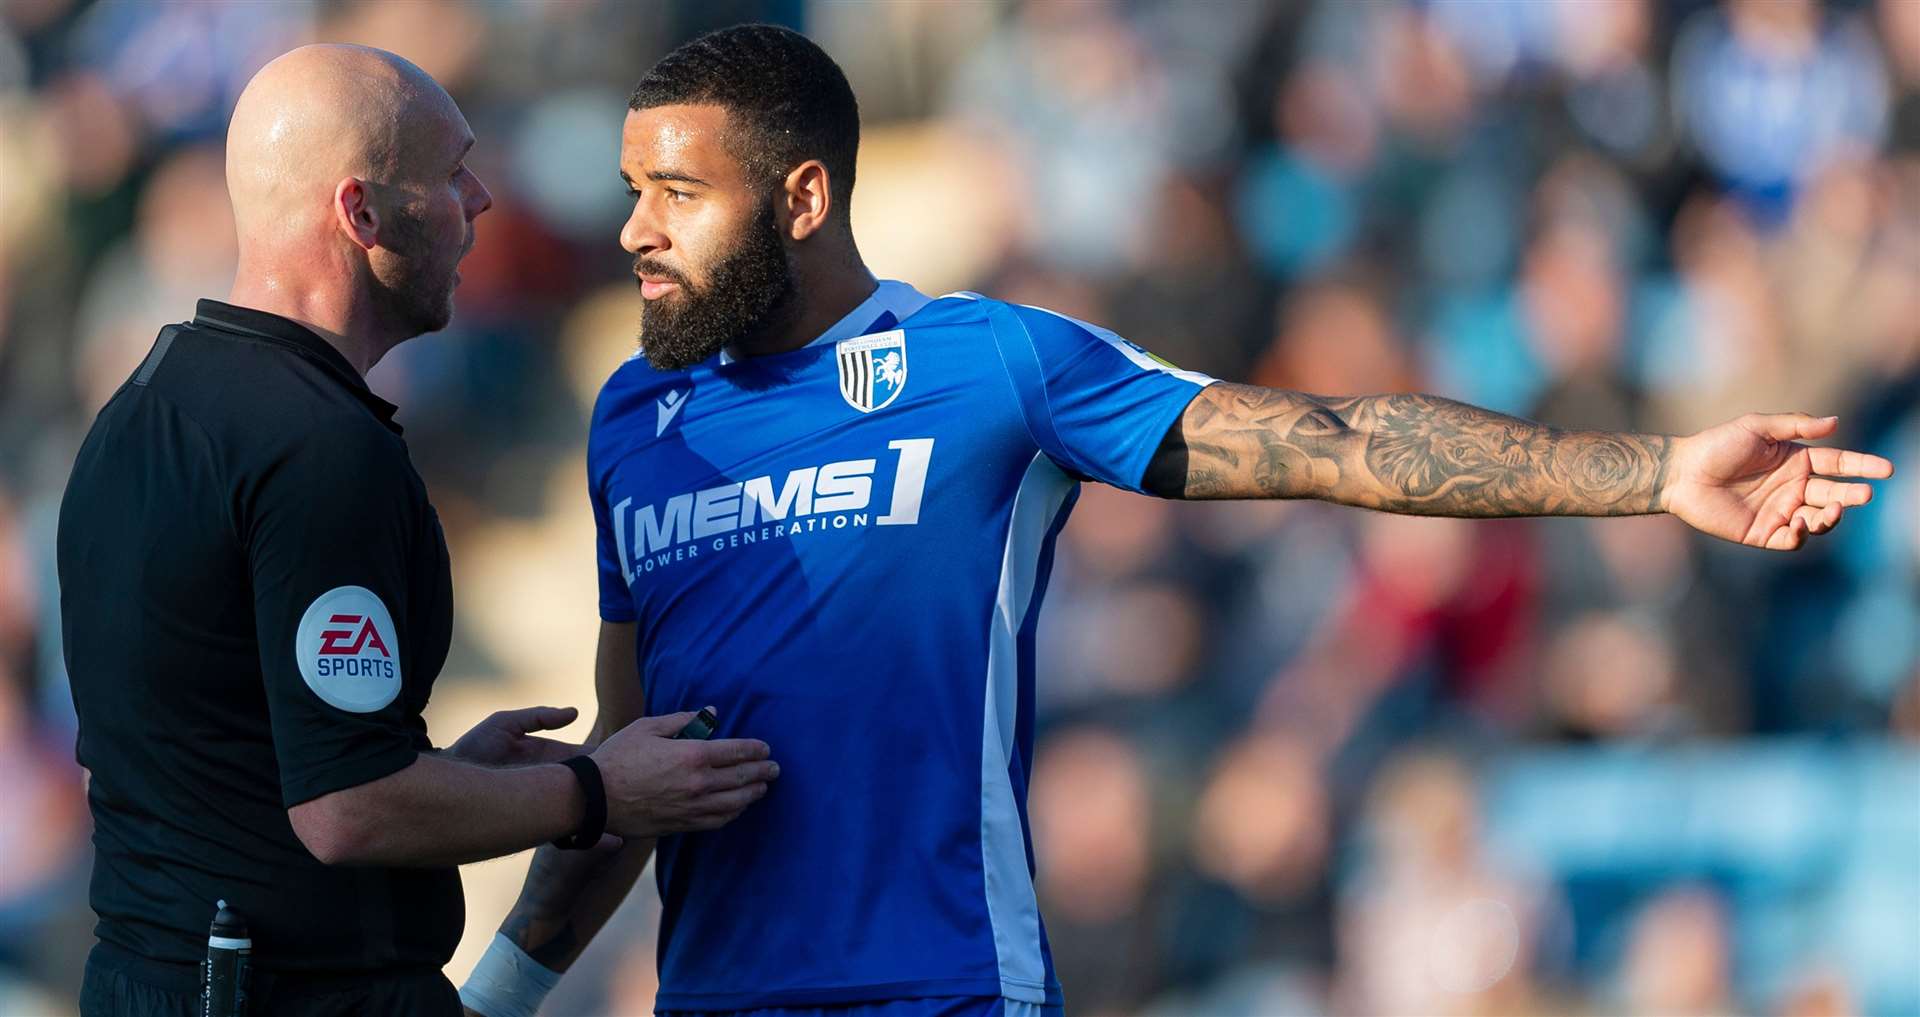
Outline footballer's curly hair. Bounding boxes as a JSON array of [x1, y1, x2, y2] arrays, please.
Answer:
[[629, 24, 860, 218]]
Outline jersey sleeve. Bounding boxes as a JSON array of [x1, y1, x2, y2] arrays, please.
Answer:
[[588, 382, 639, 624], [988, 303, 1215, 492], [246, 423, 423, 808], [591, 468, 637, 623]]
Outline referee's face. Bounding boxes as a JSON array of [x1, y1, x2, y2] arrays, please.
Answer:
[[619, 104, 797, 370], [370, 102, 492, 337]]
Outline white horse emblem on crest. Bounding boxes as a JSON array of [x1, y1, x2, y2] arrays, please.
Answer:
[[836, 331, 908, 413], [874, 351, 905, 390]]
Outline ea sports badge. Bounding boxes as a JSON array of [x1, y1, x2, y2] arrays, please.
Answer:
[[296, 585, 402, 713]]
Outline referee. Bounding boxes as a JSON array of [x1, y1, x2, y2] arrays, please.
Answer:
[[57, 45, 777, 1016]]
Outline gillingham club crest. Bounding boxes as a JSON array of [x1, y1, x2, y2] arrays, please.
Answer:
[[836, 331, 908, 413]]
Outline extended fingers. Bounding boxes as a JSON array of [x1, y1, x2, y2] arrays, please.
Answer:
[[1803, 477, 1875, 508], [1807, 446, 1896, 479], [494, 705, 578, 733], [621, 710, 702, 738], [699, 738, 771, 766], [706, 759, 781, 791], [688, 782, 771, 829], [1749, 412, 1838, 442]]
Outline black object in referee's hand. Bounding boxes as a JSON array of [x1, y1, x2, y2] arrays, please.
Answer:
[[201, 899, 250, 1017], [674, 707, 718, 740]]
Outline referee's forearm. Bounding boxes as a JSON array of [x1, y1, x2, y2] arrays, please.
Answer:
[[291, 754, 584, 868]]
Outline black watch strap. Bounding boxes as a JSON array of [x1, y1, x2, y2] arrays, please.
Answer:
[[552, 755, 607, 850]]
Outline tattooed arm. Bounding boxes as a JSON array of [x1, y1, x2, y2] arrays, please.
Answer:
[[1142, 383, 1894, 549], [1143, 384, 1671, 515]]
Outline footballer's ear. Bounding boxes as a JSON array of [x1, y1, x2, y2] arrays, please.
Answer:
[[333, 177, 381, 251], [780, 160, 832, 242]]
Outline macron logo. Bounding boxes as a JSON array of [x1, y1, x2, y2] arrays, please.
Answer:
[[657, 389, 688, 437]]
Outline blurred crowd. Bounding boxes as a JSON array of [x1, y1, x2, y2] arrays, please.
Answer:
[[1, 1, 1917, 1015]]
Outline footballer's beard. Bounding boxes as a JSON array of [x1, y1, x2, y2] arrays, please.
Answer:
[[636, 203, 797, 372]]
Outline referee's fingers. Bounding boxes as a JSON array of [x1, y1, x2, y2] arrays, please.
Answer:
[[698, 738, 771, 767], [493, 705, 578, 733], [695, 782, 770, 823], [710, 759, 781, 790], [629, 711, 701, 737]]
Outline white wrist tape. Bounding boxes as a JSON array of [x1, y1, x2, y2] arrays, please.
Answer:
[[459, 933, 563, 1017]]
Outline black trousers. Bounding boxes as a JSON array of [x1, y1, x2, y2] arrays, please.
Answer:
[[80, 942, 462, 1017]]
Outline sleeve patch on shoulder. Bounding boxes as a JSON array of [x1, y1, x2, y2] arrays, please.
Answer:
[[296, 585, 402, 713]]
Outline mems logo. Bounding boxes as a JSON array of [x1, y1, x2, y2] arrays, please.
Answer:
[[614, 438, 934, 582], [296, 586, 402, 713]]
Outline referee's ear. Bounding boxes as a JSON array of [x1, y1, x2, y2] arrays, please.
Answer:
[[780, 160, 834, 244], [333, 176, 381, 251]]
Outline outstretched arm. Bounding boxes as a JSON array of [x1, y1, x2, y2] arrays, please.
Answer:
[[1142, 383, 1894, 550], [1144, 385, 1675, 514]]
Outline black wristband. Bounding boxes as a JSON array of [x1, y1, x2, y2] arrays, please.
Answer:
[[552, 755, 607, 850]]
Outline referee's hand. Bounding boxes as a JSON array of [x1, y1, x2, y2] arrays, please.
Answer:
[[447, 706, 584, 766], [591, 710, 779, 837]]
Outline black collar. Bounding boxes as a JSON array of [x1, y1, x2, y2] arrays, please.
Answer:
[[192, 299, 403, 435]]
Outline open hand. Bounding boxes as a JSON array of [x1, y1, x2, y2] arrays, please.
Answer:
[[1664, 413, 1895, 550], [448, 706, 585, 766]]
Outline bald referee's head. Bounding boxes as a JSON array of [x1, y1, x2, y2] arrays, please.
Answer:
[[226, 44, 490, 368]]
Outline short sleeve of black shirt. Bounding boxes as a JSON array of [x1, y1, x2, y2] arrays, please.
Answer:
[[247, 420, 431, 807], [60, 300, 460, 972]]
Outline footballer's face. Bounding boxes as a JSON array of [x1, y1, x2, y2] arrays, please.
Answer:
[[619, 103, 796, 371]]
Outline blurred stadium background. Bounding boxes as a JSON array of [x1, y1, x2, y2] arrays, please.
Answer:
[[2, 0, 1918, 1014]]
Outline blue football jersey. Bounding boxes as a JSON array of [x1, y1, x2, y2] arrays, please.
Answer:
[[587, 280, 1214, 1010]]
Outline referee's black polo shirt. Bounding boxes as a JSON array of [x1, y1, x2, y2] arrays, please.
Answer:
[[57, 300, 460, 975]]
